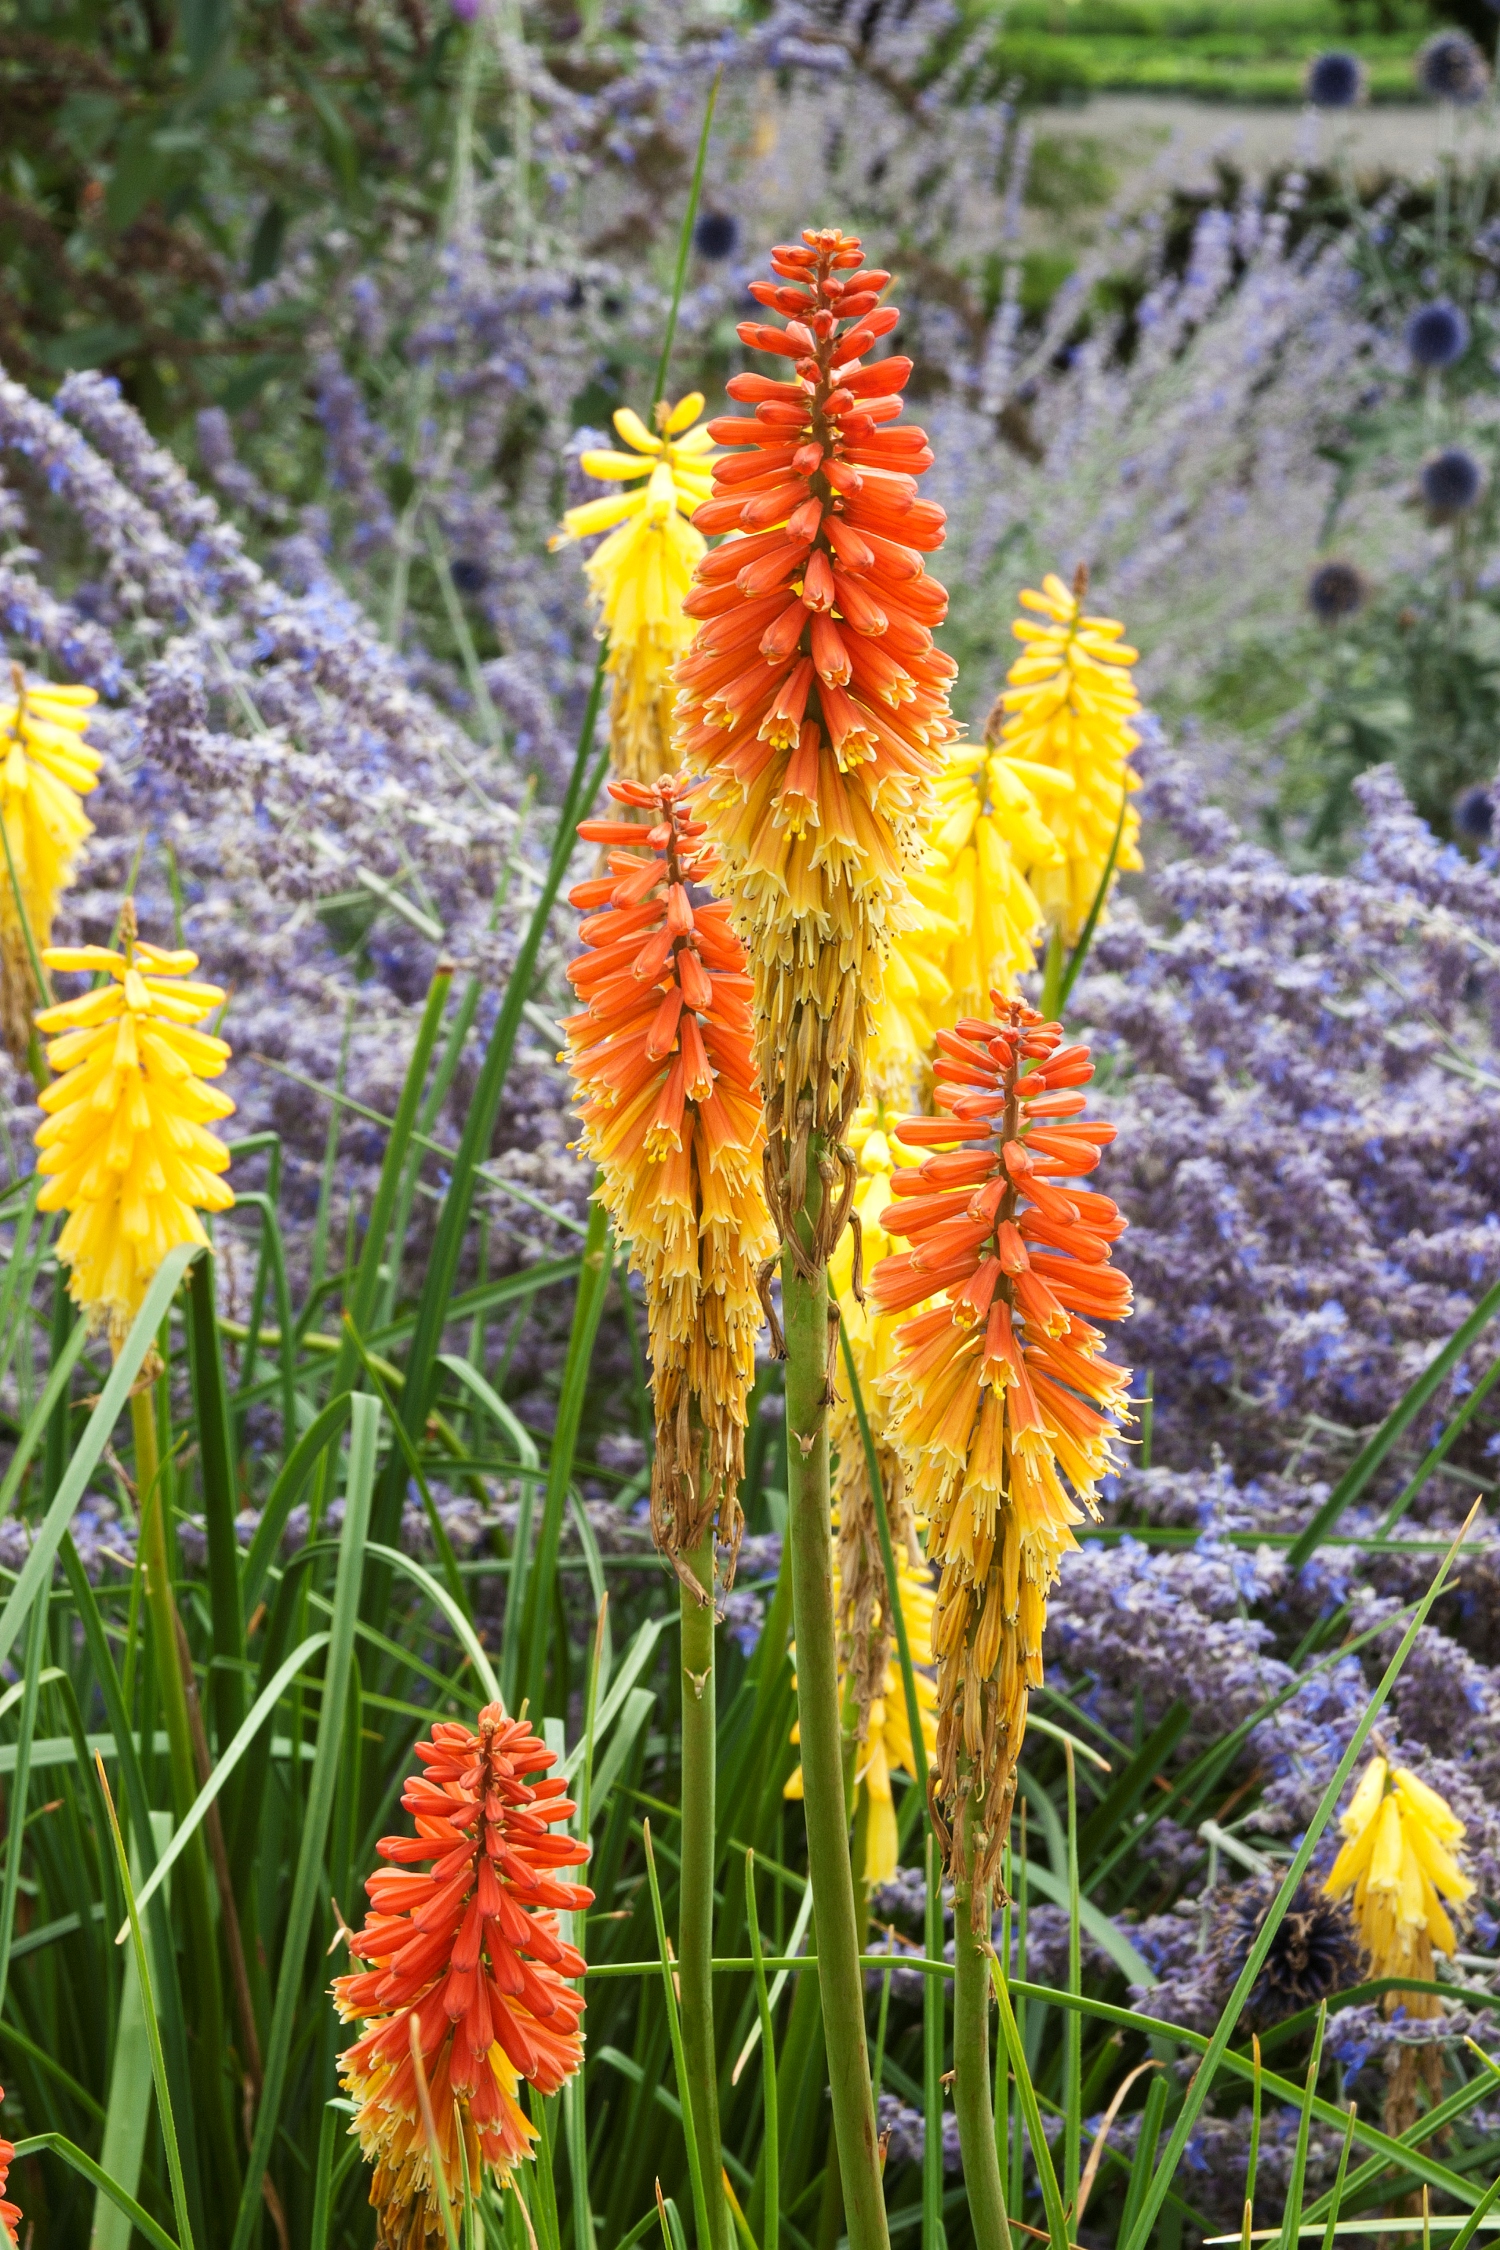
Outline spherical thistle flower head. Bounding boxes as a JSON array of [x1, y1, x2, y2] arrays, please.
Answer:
[[694, 211, 740, 262], [550, 397, 717, 784], [1305, 49, 1366, 109], [0, 2097, 20, 2250], [562, 776, 774, 1572], [1416, 29, 1490, 105], [1419, 444, 1486, 522], [1455, 781, 1495, 841], [0, 668, 101, 1061], [676, 226, 954, 1249], [1213, 1874, 1362, 2029], [1405, 299, 1471, 372], [787, 1542, 936, 1890], [871, 998, 1131, 1897], [990, 569, 1143, 947], [1323, 1756, 1473, 2016], [1306, 559, 1368, 625], [927, 744, 1053, 1019], [334, 1707, 591, 2246], [33, 905, 235, 1349]]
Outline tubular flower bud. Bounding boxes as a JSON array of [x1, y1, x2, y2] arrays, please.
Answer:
[[563, 777, 774, 1571], [551, 395, 717, 784], [1324, 1757, 1472, 2017], [0, 670, 101, 1060], [334, 1707, 592, 2247], [987, 571, 1142, 946], [0, 2098, 21, 2249], [33, 905, 235, 1347], [676, 228, 952, 1251], [871, 998, 1131, 1899], [829, 1100, 928, 1743], [786, 1542, 937, 1890]]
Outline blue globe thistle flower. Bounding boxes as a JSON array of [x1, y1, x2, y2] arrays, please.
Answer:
[[1405, 300, 1471, 371], [1455, 784, 1495, 841], [1307, 559, 1367, 623], [1304, 50, 1365, 109], [1416, 30, 1490, 106], [1420, 445, 1486, 519], [693, 211, 739, 262]]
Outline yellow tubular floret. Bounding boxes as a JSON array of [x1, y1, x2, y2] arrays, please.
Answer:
[[1324, 1756, 1473, 2016], [33, 915, 235, 1347]]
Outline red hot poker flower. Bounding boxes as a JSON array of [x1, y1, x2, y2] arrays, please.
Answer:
[[333, 1707, 591, 2247], [675, 226, 954, 1248], [871, 999, 1132, 1896], [563, 775, 774, 1570], [0, 2099, 19, 2249]]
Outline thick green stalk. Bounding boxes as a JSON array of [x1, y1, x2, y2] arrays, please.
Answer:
[[678, 1533, 730, 2250], [782, 1234, 888, 2250], [952, 1795, 1011, 2250]]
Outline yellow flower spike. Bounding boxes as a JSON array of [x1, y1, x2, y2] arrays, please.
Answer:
[[925, 744, 1051, 1023], [990, 568, 1143, 946], [551, 395, 718, 785], [1324, 1756, 1474, 2017], [33, 902, 235, 1348], [0, 669, 102, 1061]]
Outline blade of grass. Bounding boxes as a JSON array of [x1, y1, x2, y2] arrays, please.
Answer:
[[365, 1543, 501, 1702], [91, 1809, 174, 2250], [229, 1394, 379, 2250], [1057, 788, 1128, 1012], [19, 2133, 180, 2250], [369, 649, 610, 1566], [518, 1200, 613, 1717], [0, 1572, 48, 2017], [989, 1955, 1071, 2250], [241, 1392, 353, 1615], [0, 1244, 198, 1670], [642, 1819, 711, 2250], [1319, 2104, 1358, 2250], [184, 1251, 245, 1745], [125, 1633, 331, 1929], [1278, 2005, 1327, 2250], [746, 1852, 780, 2250], [650, 73, 720, 406], [1287, 1288, 1500, 1567], [96, 1757, 197, 2250], [0, 1318, 88, 1517], [344, 1314, 471, 1622], [1122, 1503, 1484, 2250], [1381, 1349, 1500, 1531]]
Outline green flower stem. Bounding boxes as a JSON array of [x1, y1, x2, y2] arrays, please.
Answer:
[[782, 1219, 888, 2250], [952, 1791, 1012, 2250], [678, 1531, 730, 2250]]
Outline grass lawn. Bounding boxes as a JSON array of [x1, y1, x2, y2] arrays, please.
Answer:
[[968, 0, 1465, 103]]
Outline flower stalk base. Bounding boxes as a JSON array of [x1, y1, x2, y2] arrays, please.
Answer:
[[952, 1794, 1011, 2250], [783, 1195, 889, 2250]]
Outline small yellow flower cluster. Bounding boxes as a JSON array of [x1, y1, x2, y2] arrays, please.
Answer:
[[0, 675, 101, 1059], [1325, 1756, 1472, 2015], [550, 396, 717, 784], [34, 915, 235, 1345]]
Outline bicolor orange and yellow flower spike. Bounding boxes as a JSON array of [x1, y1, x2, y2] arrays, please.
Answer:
[[872, 997, 1132, 1896], [676, 227, 953, 1251], [562, 775, 774, 1571]]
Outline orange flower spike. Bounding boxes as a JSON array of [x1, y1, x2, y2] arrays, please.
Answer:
[[334, 1708, 591, 2247], [678, 227, 954, 1244], [871, 996, 1132, 1892], [562, 776, 775, 1572]]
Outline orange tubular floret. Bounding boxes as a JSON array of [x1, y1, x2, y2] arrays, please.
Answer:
[[334, 1708, 591, 2245], [675, 227, 954, 1224], [870, 995, 1132, 1890], [562, 776, 774, 1568]]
